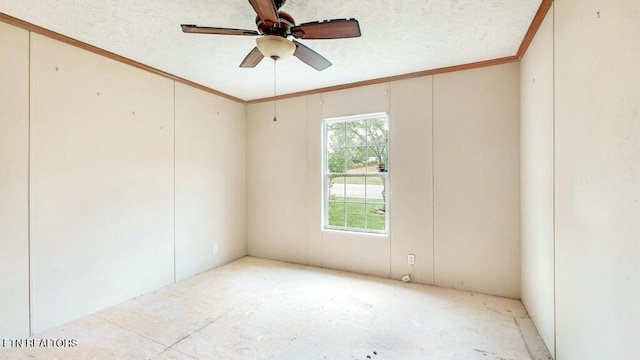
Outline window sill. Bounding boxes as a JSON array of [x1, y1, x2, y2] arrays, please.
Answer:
[[321, 228, 389, 237]]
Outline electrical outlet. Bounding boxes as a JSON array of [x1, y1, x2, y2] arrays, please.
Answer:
[[408, 254, 415, 265], [213, 244, 218, 253]]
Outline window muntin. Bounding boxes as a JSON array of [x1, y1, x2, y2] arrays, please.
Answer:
[[323, 113, 389, 233]]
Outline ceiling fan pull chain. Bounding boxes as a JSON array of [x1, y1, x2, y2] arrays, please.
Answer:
[[273, 59, 277, 122]]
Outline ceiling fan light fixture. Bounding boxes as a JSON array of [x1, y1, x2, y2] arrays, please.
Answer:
[[256, 35, 295, 60]]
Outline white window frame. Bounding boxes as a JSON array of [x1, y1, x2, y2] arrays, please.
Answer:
[[322, 112, 389, 234]]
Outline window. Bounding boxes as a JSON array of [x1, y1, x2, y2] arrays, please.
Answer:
[[323, 113, 389, 233]]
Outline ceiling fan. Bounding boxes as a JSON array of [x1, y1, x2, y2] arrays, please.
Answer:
[[180, 0, 361, 71]]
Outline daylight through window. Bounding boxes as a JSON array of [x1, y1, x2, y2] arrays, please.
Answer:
[[323, 113, 389, 233]]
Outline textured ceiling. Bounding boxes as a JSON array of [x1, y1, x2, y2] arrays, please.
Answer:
[[0, 0, 542, 101]]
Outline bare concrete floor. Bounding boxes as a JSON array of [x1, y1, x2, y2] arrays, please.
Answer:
[[1, 257, 552, 359]]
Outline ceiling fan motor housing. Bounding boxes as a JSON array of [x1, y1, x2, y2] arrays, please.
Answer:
[[256, 10, 295, 36]]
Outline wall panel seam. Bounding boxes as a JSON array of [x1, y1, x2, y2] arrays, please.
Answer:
[[551, 4, 557, 358], [173, 81, 177, 283], [387, 83, 392, 278], [431, 76, 435, 285], [27, 29, 33, 337], [305, 96, 310, 266]]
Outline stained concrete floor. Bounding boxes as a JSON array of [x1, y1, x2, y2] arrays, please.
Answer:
[[1, 257, 552, 360]]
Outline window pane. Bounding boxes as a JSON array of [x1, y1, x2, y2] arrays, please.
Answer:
[[328, 200, 345, 227], [327, 122, 346, 150], [367, 118, 388, 146], [367, 146, 388, 171], [367, 204, 386, 230], [346, 147, 367, 173], [327, 147, 347, 173], [346, 202, 366, 229], [365, 181, 385, 204], [343, 177, 366, 203], [362, 159, 378, 175], [346, 120, 367, 147], [328, 176, 346, 197]]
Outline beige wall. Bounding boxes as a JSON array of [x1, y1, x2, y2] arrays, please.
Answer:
[[0, 22, 246, 336], [433, 63, 521, 298], [520, 4, 555, 356], [554, 0, 640, 359], [246, 96, 310, 264], [29, 33, 174, 333], [247, 63, 521, 298], [0, 21, 30, 338], [389, 77, 434, 284], [175, 83, 246, 281], [521, 0, 640, 358]]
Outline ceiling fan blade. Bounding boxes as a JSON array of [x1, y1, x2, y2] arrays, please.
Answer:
[[240, 47, 265, 68], [248, 0, 279, 27], [290, 19, 361, 39], [293, 40, 331, 71], [181, 24, 259, 36]]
